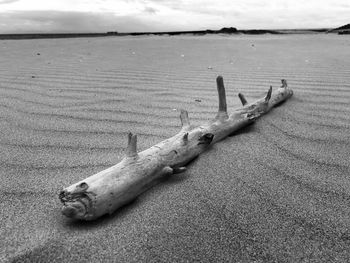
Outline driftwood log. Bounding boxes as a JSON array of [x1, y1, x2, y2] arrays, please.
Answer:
[[59, 76, 293, 220]]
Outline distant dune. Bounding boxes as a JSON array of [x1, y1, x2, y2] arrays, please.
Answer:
[[1, 34, 350, 262]]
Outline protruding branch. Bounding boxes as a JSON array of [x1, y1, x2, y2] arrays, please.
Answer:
[[265, 86, 272, 102], [216, 76, 227, 112], [281, 79, 287, 88], [125, 132, 138, 157], [216, 76, 228, 120], [238, 93, 248, 105], [180, 109, 190, 130]]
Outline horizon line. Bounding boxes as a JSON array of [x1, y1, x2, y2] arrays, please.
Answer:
[[0, 26, 338, 35]]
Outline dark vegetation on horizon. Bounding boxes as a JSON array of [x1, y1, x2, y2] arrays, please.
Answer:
[[327, 23, 350, 34], [121, 27, 282, 36], [0, 24, 347, 40]]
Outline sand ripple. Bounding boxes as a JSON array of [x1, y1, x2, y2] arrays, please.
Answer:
[[1, 35, 350, 262]]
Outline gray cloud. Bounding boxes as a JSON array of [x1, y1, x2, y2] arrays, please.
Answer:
[[144, 6, 158, 14], [0, 1, 349, 33], [0, 0, 20, 4], [0, 10, 163, 33], [140, 0, 242, 19]]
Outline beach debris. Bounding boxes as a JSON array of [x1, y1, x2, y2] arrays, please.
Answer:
[[59, 76, 293, 221], [195, 99, 202, 102]]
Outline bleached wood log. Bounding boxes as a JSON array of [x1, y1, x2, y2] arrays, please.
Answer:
[[59, 113, 214, 220], [59, 76, 293, 221]]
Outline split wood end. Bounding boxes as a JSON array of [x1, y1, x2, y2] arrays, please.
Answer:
[[238, 93, 248, 106], [126, 132, 138, 157]]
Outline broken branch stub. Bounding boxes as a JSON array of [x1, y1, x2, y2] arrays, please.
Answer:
[[59, 75, 293, 221], [125, 132, 138, 158], [180, 109, 190, 131], [238, 93, 248, 106]]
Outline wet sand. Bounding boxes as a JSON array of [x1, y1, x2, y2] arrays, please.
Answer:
[[1, 34, 350, 262]]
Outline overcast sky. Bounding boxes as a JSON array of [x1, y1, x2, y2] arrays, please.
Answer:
[[0, 0, 349, 33]]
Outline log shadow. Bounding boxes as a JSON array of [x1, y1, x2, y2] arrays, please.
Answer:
[[160, 170, 190, 184], [274, 95, 295, 108], [273, 100, 288, 108], [228, 121, 256, 137]]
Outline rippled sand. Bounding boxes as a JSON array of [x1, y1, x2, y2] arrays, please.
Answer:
[[1, 34, 349, 262]]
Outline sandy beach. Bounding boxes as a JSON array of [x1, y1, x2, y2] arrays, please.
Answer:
[[1, 34, 350, 262]]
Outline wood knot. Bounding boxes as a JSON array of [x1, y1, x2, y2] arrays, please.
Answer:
[[77, 182, 89, 191]]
